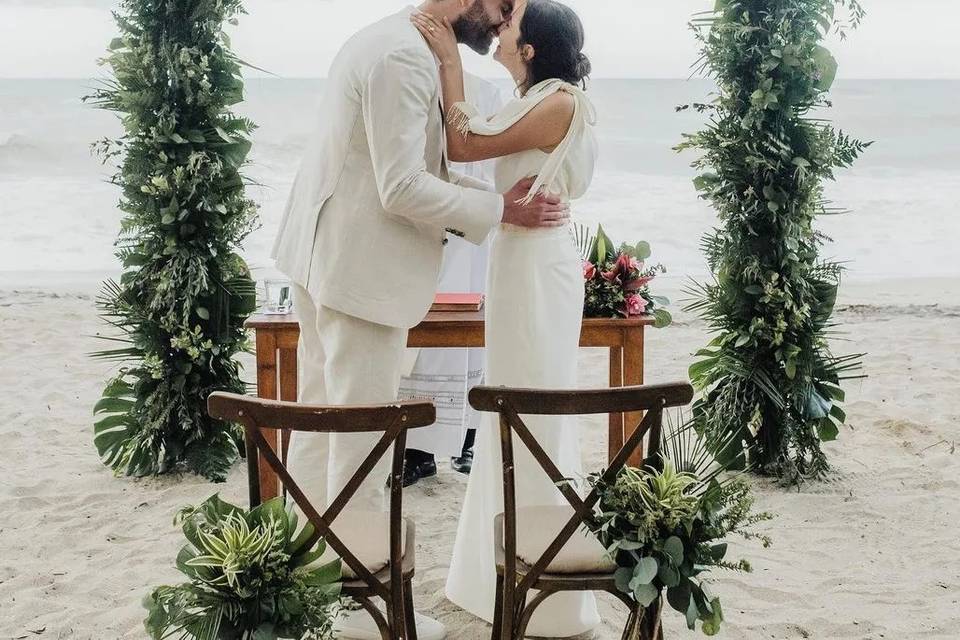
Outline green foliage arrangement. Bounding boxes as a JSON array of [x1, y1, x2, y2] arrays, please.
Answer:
[[86, 0, 260, 482], [677, 0, 870, 479], [144, 495, 343, 640], [586, 424, 773, 638], [576, 224, 672, 328]]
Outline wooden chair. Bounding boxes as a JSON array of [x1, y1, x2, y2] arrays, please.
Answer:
[[207, 392, 437, 640], [468, 382, 695, 640]]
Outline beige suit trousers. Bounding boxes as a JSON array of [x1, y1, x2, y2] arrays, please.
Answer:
[[286, 285, 408, 512]]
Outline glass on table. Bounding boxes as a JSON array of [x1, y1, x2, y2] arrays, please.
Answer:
[[262, 278, 293, 315]]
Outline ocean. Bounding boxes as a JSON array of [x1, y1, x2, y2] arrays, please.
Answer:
[[1, 78, 958, 285]]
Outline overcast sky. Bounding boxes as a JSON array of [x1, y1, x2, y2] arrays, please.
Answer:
[[0, 0, 957, 79]]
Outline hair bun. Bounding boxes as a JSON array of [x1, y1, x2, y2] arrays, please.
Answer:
[[575, 52, 592, 81]]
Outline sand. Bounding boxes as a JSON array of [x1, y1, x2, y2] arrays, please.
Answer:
[[0, 275, 958, 640]]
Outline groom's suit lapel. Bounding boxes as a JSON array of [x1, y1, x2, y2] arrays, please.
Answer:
[[422, 43, 450, 180], [438, 95, 450, 181], [399, 4, 448, 178]]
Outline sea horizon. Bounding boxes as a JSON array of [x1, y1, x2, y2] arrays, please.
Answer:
[[2, 78, 958, 298]]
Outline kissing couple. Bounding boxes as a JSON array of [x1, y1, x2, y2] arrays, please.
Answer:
[[272, 1, 600, 637]]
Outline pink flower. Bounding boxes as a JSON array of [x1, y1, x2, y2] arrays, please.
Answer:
[[602, 269, 621, 284], [624, 294, 648, 316], [624, 276, 654, 291], [615, 253, 643, 274], [582, 260, 597, 280]]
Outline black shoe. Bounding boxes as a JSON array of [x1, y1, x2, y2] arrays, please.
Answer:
[[401, 458, 438, 487], [451, 448, 474, 475]]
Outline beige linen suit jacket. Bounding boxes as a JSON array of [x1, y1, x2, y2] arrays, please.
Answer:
[[271, 6, 503, 329]]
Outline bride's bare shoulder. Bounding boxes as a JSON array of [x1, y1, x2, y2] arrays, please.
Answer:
[[513, 90, 574, 132], [534, 91, 576, 118], [527, 92, 576, 149]]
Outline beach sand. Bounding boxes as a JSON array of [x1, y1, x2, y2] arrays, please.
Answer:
[[0, 276, 957, 639]]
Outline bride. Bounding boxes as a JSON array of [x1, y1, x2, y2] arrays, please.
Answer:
[[413, 1, 600, 636]]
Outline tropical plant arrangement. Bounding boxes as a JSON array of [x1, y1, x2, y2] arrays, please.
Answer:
[[676, 0, 870, 480], [144, 495, 344, 640], [86, 0, 260, 482], [576, 224, 672, 328], [586, 424, 773, 639]]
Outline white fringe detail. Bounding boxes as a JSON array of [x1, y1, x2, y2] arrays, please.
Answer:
[[447, 103, 473, 140]]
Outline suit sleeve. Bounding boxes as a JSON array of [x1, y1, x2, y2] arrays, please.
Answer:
[[448, 169, 497, 193], [363, 47, 503, 245]]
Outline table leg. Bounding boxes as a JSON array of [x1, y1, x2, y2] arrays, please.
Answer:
[[278, 347, 298, 466], [608, 346, 624, 463], [623, 326, 646, 467], [255, 331, 280, 500]]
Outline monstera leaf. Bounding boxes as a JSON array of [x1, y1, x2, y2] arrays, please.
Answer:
[[812, 45, 838, 91]]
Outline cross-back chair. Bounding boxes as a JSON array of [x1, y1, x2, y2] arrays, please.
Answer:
[[468, 382, 695, 640], [207, 392, 437, 640]]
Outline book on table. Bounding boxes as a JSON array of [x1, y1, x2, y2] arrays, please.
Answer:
[[430, 293, 485, 313]]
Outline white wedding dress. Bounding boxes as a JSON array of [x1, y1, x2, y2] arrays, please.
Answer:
[[445, 79, 600, 638]]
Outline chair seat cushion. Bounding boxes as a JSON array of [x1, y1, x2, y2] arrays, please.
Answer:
[[509, 505, 617, 574], [313, 510, 409, 579]]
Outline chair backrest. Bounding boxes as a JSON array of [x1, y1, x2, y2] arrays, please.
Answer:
[[207, 392, 435, 601], [468, 382, 694, 592]]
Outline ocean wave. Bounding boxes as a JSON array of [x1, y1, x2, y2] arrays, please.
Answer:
[[0, 131, 32, 149], [0, 132, 53, 167]]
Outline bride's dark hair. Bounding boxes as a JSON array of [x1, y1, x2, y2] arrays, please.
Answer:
[[518, 0, 591, 93]]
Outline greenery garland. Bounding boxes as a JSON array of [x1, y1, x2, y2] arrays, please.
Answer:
[[87, 0, 259, 482], [677, 0, 869, 479]]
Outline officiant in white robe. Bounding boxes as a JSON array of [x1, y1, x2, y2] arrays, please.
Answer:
[[400, 73, 504, 463]]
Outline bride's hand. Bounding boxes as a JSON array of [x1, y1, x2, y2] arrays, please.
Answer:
[[411, 12, 461, 69]]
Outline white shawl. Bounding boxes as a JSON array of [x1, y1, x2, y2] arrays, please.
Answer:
[[447, 78, 598, 204]]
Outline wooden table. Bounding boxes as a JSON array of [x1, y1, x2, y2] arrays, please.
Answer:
[[247, 311, 655, 499]]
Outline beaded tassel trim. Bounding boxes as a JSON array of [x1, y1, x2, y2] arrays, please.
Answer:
[[446, 103, 473, 139]]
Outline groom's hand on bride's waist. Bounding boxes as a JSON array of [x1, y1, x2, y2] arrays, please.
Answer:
[[501, 177, 571, 228]]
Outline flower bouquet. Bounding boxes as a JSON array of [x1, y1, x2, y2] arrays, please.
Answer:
[[576, 224, 671, 327], [144, 494, 344, 640], [585, 424, 773, 638]]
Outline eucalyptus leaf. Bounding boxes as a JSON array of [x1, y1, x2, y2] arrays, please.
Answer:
[[657, 562, 681, 588], [663, 536, 685, 566], [653, 308, 673, 329], [633, 582, 660, 607], [667, 581, 693, 615], [634, 241, 652, 260], [631, 556, 659, 585]]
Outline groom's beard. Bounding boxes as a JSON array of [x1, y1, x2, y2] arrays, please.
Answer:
[[453, 2, 499, 55]]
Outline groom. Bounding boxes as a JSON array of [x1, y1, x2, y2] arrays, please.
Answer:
[[272, 1, 568, 638]]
